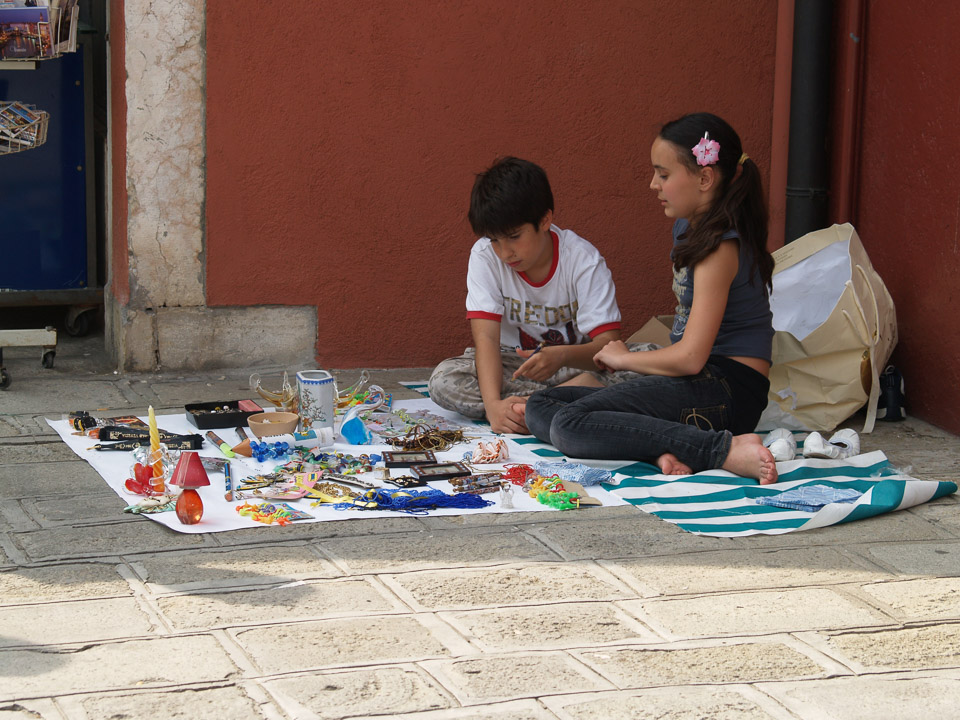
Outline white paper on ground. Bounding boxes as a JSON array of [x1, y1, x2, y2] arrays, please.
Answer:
[[47, 398, 631, 534]]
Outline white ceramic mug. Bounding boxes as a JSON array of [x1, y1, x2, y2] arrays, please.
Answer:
[[296, 370, 336, 430]]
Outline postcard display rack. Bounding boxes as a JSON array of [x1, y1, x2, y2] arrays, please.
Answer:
[[0, 1, 79, 63], [0, 100, 49, 154], [0, 2, 82, 389], [0, 1, 78, 152]]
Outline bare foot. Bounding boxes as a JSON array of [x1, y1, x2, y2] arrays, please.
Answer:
[[657, 453, 693, 475], [722, 434, 778, 484]]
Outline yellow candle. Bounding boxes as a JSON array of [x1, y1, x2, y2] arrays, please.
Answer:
[[148, 406, 164, 490]]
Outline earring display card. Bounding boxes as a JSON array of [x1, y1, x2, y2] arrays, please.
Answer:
[[409, 462, 471, 481], [383, 450, 437, 468]]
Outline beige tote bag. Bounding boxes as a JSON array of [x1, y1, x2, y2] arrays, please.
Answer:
[[757, 223, 898, 433]]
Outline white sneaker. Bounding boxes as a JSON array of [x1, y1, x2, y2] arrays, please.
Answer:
[[763, 428, 797, 462], [802, 431, 841, 459], [803, 429, 861, 460], [828, 428, 860, 459]]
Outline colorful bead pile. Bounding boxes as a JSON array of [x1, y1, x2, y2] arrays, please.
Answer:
[[235, 501, 311, 525], [250, 440, 291, 462], [306, 451, 380, 475]]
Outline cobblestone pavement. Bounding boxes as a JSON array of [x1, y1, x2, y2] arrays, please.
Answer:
[[0, 332, 958, 719]]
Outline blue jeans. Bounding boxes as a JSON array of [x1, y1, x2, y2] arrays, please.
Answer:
[[525, 356, 769, 473]]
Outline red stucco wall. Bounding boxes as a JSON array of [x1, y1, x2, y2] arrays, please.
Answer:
[[855, 3, 960, 433], [205, 2, 778, 368]]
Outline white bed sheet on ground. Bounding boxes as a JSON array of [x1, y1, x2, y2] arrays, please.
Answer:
[[47, 398, 631, 534]]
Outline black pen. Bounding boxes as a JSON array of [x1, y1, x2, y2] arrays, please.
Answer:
[[516, 341, 546, 355], [512, 341, 547, 381]]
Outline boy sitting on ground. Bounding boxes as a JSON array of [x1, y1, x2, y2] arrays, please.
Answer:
[[428, 156, 623, 434]]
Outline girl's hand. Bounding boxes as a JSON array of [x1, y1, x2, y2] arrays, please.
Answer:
[[593, 340, 630, 371], [486, 396, 529, 434], [513, 346, 564, 382]]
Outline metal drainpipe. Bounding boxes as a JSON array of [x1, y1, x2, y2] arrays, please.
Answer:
[[784, 0, 833, 243]]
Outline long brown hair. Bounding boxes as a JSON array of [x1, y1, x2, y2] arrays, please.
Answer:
[[659, 113, 773, 290]]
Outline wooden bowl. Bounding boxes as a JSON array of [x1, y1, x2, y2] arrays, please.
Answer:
[[247, 411, 300, 438]]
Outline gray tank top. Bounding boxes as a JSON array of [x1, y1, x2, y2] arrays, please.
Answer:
[[668, 219, 773, 363]]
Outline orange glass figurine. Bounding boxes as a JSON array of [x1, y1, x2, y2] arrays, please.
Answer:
[[249, 371, 298, 413], [169, 451, 210, 524]]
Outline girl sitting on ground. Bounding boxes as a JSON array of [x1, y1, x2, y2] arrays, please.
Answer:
[[524, 112, 778, 484]]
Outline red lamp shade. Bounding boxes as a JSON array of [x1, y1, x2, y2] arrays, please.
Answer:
[[168, 451, 211, 489]]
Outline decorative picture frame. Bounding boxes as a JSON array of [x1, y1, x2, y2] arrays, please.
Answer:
[[409, 461, 471, 481], [383, 450, 437, 468]]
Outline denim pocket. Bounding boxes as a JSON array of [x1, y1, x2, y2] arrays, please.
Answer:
[[679, 404, 729, 430], [694, 365, 733, 393]]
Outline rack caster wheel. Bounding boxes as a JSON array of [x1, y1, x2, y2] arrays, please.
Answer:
[[0, 369, 10, 390], [42, 350, 56, 369], [65, 306, 95, 337]]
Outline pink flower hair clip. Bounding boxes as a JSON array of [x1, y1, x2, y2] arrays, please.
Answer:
[[691, 132, 720, 167]]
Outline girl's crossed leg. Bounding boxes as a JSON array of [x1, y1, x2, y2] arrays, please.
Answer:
[[524, 372, 776, 483]]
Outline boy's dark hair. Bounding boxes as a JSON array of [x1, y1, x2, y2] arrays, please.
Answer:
[[659, 112, 774, 290], [468, 157, 554, 238]]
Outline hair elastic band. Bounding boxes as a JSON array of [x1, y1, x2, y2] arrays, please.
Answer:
[[738, 153, 749, 165]]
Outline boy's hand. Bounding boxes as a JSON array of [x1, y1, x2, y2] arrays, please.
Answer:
[[593, 340, 630, 372], [512, 346, 564, 382], [486, 396, 529, 434]]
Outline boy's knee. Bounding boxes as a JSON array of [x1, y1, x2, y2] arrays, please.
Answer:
[[427, 359, 487, 419], [427, 361, 445, 387], [427, 364, 454, 405]]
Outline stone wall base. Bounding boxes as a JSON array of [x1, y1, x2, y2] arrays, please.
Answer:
[[105, 296, 316, 372]]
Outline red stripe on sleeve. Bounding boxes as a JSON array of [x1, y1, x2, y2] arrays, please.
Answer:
[[467, 311, 502, 322], [587, 322, 622, 338]]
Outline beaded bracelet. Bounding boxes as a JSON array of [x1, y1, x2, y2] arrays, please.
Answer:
[[527, 475, 565, 498], [502, 464, 537, 486]]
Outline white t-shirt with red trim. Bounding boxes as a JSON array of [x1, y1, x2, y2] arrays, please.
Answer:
[[465, 226, 621, 349]]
